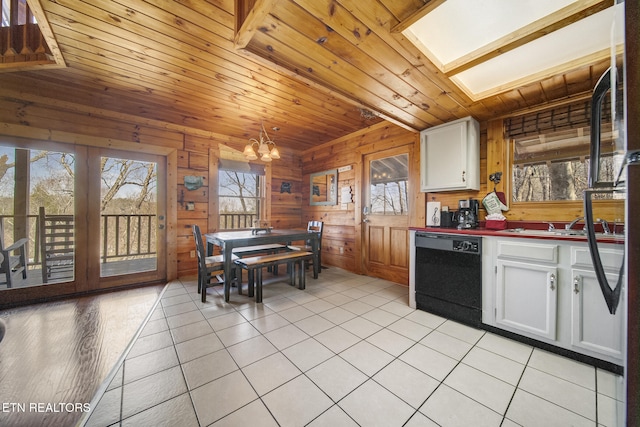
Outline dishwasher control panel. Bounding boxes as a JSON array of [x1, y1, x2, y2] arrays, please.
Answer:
[[415, 232, 481, 254]]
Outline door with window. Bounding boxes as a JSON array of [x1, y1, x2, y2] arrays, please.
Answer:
[[362, 147, 410, 284]]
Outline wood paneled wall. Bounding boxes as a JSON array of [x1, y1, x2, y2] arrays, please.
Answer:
[[301, 122, 421, 274], [0, 96, 305, 283]]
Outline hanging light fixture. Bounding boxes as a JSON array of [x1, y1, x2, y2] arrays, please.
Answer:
[[243, 122, 281, 162]]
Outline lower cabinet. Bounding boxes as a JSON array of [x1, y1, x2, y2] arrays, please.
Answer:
[[484, 237, 624, 366], [496, 260, 557, 340], [570, 247, 625, 360]]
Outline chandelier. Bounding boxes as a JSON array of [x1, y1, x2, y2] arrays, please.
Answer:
[[243, 122, 281, 162]]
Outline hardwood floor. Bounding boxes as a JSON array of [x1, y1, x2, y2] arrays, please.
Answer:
[[0, 284, 165, 427]]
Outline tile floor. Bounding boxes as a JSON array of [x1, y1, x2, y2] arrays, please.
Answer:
[[81, 268, 625, 427]]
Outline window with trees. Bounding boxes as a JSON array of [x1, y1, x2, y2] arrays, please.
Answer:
[[218, 160, 265, 230], [507, 99, 623, 202], [369, 154, 409, 215]]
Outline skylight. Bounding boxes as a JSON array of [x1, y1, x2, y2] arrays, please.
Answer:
[[403, 0, 624, 100]]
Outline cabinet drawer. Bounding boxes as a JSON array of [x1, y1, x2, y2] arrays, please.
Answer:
[[497, 241, 558, 263], [571, 246, 624, 270]]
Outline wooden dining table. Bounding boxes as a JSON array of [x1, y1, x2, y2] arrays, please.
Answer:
[[204, 229, 320, 302]]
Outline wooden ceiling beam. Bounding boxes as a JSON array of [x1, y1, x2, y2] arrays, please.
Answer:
[[443, 0, 615, 77]]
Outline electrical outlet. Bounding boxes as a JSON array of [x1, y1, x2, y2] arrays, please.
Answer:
[[190, 250, 196, 258], [339, 247, 344, 254]]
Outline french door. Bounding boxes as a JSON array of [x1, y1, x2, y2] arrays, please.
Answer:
[[0, 139, 167, 304], [89, 147, 167, 289]]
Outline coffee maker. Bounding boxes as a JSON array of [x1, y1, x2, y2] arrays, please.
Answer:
[[457, 199, 479, 229]]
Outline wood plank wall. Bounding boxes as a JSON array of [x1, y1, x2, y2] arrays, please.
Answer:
[[0, 96, 305, 289], [300, 122, 422, 274]]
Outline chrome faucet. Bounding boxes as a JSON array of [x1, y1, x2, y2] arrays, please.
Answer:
[[596, 218, 611, 234], [543, 221, 556, 232], [566, 217, 584, 230]]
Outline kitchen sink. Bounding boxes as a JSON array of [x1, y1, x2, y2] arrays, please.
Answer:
[[500, 228, 611, 238]]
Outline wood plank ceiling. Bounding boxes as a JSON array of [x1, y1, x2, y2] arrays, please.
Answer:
[[0, 0, 611, 153]]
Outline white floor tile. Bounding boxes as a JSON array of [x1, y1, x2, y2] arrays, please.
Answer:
[[506, 389, 593, 427], [215, 322, 262, 347], [210, 400, 278, 427], [226, 335, 277, 367], [597, 368, 625, 401], [315, 326, 361, 353], [262, 375, 333, 427], [307, 355, 368, 401], [436, 320, 485, 345], [373, 359, 440, 409], [366, 328, 415, 357], [475, 332, 533, 365], [597, 392, 626, 427], [420, 330, 473, 360], [319, 306, 357, 325], [264, 324, 309, 350], [339, 379, 415, 427], [340, 340, 394, 377], [528, 349, 596, 390], [339, 316, 383, 339], [307, 405, 358, 427], [175, 333, 225, 363], [462, 346, 525, 386], [420, 384, 503, 427], [399, 343, 458, 381], [249, 313, 290, 334], [518, 367, 596, 420], [181, 349, 238, 390], [386, 318, 432, 341], [444, 363, 515, 414], [242, 352, 301, 396], [281, 338, 335, 372], [294, 314, 335, 336], [361, 308, 401, 327], [191, 370, 258, 426], [89, 268, 614, 427]]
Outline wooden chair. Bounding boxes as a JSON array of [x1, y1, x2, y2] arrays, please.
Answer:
[[39, 207, 74, 284], [0, 222, 28, 288], [192, 225, 239, 303], [288, 220, 323, 272]]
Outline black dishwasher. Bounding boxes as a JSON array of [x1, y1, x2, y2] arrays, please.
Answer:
[[415, 232, 482, 327]]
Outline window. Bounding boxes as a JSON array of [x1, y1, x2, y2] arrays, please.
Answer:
[[218, 160, 265, 229], [507, 99, 622, 202], [369, 154, 409, 215]]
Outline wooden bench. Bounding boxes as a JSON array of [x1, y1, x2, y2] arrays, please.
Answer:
[[232, 243, 288, 275], [234, 251, 313, 302]]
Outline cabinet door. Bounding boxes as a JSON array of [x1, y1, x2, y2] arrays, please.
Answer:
[[571, 268, 624, 359], [496, 260, 558, 340], [420, 120, 467, 191]]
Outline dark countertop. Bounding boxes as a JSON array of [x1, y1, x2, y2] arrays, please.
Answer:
[[410, 221, 624, 245]]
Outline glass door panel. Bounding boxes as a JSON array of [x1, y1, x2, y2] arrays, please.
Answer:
[[99, 155, 158, 278], [0, 145, 75, 289]]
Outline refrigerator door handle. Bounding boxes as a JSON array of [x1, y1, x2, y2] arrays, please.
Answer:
[[589, 67, 611, 188], [584, 189, 625, 314]]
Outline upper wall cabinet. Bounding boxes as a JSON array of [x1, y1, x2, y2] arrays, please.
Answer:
[[420, 116, 480, 192]]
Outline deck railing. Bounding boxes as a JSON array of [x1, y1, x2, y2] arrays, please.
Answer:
[[219, 213, 258, 230], [0, 213, 157, 268]]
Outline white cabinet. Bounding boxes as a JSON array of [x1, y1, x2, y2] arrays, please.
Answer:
[[494, 240, 559, 341], [483, 236, 625, 366], [420, 116, 480, 192], [496, 260, 558, 340], [570, 246, 624, 359]]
